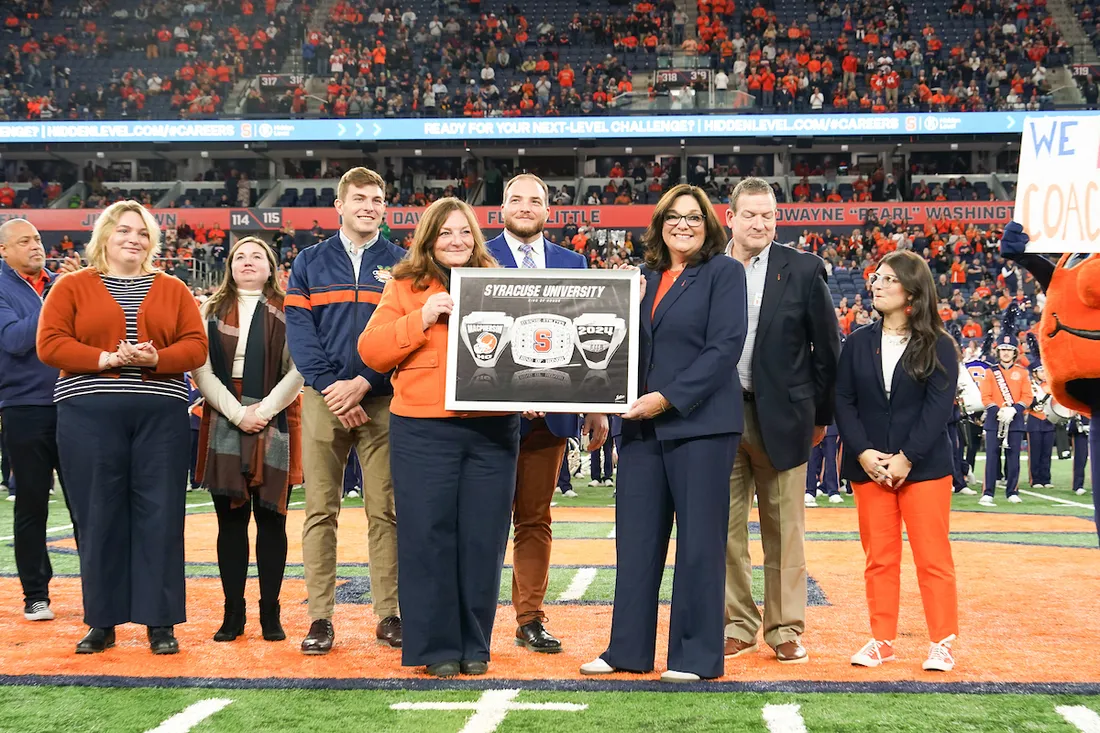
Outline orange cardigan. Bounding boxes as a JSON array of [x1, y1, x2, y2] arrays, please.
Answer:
[[37, 268, 208, 381], [359, 276, 500, 419]]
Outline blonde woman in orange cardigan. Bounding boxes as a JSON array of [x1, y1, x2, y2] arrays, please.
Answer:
[[37, 201, 207, 656], [359, 197, 518, 678]]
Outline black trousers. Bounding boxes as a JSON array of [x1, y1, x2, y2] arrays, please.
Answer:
[[603, 422, 738, 679], [57, 394, 190, 628], [389, 413, 520, 667], [213, 493, 288, 603], [2, 405, 75, 605]]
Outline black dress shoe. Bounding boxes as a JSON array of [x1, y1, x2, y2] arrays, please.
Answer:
[[148, 626, 179, 655], [301, 619, 334, 655], [515, 620, 563, 653], [425, 661, 461, 677], [376, 615, 402, 648], [75, 627, 115, 654], [460, 660, 489, 675]]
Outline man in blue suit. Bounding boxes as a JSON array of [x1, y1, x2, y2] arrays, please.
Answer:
[[486, 174, 608, 654]]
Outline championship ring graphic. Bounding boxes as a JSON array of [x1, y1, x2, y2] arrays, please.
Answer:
[[510, 314, 575, 368], [572, 312, 627, 370], [460, 311, 514, 368]]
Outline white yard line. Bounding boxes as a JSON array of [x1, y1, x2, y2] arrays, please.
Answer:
[[1057, 705, 1100, 733], [557, 568, 598, 602], [392, 689, 586, 733], [144, 699, 233, 733], [762, 703, 808, 733], [1018, 489, 1094, 509], [0, 524, 71, 543], [606, 526, 616, 539]]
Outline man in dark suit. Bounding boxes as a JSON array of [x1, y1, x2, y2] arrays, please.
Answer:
[[723, 177, 841, 664], [486, 174, 608, 654]]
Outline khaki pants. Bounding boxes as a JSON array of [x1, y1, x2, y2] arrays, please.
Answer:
[[301, 388, 398, 621], [725, 399, 807, 648]]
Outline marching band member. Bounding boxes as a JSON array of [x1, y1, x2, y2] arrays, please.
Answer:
[[1025, 346, 1055, 490], [962, 347, 990, 482], [978, 313, 1030, 507], [951, 345, 983, 496], [1069, 413, 1091, 496]]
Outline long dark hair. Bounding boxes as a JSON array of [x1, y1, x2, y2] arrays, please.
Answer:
[[877, 250, 949, 382], [642, 184, 728, 271]]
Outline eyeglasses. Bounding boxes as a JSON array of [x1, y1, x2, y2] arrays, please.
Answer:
[[663, 212, 706, 228], [867, 272, 901, 288]]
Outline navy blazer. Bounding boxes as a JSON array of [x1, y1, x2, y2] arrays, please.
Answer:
[[486, 233, 587, 440], [834, 322, 959, 484], [623, 254, 748, 442]]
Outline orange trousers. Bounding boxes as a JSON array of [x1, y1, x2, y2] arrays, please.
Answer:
[[853, 475, 958, 643]]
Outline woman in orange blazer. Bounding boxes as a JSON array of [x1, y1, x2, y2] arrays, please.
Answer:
[[359, 197, 518, 678], [37, 201, 207, 656]]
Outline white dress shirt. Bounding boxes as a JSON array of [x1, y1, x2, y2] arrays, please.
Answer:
[[732, 242, 772, 392], [881, 332, 909, 397], [340, 230, 380, 280], [503, 230, 546, 269]]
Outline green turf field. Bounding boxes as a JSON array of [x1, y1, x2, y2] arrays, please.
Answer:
[[0, 687, 1098, 733]]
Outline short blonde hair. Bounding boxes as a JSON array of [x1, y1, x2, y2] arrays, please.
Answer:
[[85, 200, 162, 275], [502, 173, 550, 204], [337, 166, 387, 202]]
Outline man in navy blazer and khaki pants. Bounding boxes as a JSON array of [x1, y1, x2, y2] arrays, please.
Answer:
[[486, 174, 608, 653], [723, 178, 841, 663]]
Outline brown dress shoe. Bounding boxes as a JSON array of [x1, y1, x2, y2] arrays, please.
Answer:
[[301, 619, 334, 655], [775, 640, 809, 664], [376, 616, 402, 648], [723, 638, 759, 658]]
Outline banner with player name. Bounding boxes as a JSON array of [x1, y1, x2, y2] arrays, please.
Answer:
[[445, 268, 640, 414]]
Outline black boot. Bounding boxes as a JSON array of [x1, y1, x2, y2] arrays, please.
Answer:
[[213, 598, 246, 642], [259, 599, 285, 641]]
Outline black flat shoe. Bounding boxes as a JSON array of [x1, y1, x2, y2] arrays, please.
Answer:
[[425, 661, 461, 677], [148, 626, 179, 655], [515, 620, 563, 653], [75, 627, 115, 654], [460, 660, 489, 675]]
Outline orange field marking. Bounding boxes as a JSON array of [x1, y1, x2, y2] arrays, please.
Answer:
[[7, 531, 1100, 685]]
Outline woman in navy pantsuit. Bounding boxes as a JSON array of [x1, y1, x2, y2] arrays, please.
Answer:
[[580, 185, 748, 682]]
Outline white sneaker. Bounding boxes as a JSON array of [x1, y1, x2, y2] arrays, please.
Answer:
[[1076, 488, 1087, 495], [23, 601, 54, 621], [580, 658, 616, 675], [978, 495, 996, 507], [957, 487, 977, 495], [1007, 495, 1022, 504], [5, 494, 13, 502], [996, 480, 1006, 489], [660, 669, 701, 683], [922, 635, 956, 672], [602, 479, 615, 486], [48, 488, 55, 495], [804, 493, 818, 507], [966, 472, 976, 484], [346, 490, 360, 499], [816, 489, 826, 497], [850, 639, 895, 667], [828, 494, 844, 504], [562, 489, 578, 498], [588, 480, 602, 487]]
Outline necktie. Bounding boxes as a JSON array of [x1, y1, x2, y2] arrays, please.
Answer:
[[519, 242, 537, 269]]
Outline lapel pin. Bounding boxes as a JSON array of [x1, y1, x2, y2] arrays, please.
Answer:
[[777, 274, 781, 281]]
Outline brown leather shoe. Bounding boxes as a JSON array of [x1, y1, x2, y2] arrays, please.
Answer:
[[723, 638, 759, 658], [376, 616, 402, 648], [775, 640, 809, 664], [301, 619, 334, 655]]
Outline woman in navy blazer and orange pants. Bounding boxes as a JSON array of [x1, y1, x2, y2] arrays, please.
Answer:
[[580, 185, 747, 682], [834, 250, 960, 673]]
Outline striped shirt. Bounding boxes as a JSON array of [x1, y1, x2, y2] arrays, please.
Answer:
[[734, 242, 772, 393], [54, 274, 189, 403]]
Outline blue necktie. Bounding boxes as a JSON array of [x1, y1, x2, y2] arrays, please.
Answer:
[[519, 243, 537, 269]]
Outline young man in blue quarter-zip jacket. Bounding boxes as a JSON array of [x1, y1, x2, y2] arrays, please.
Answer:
[[0, 218, 80, 623], [285, 167, 407, 655]]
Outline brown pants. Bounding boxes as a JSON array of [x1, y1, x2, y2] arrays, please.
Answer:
[[725, 399, 808, 649], [300, 388, 398, 621], [511, 419, 567, 626]]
